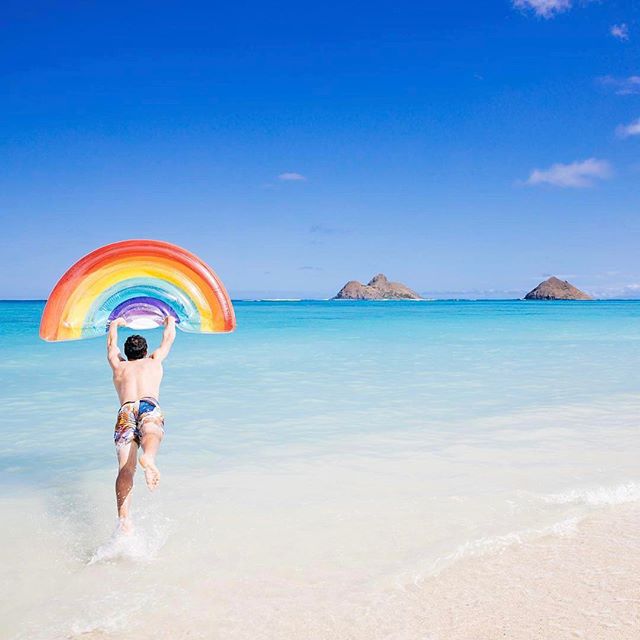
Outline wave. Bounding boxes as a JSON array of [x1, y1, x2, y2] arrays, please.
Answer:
[[408, 517, 579, 586], [541, 482, 640, 506]]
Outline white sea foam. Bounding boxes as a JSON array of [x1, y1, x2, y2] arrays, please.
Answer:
[[541, 482, 640, 506], [421, 481, 640, 580], [416, 517, 580, 582]]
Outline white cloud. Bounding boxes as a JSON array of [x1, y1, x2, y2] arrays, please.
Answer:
[[592, 283, 640, 299], [513, 0, 573, 19], [598, 75, 640, 95], [610, 24, 630, 41], [541, 272, 577, 280], [278, 172, 306, 181], [525, 158, 612, 188], [616, 118, 640, 138]]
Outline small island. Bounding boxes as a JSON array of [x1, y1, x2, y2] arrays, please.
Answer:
[[524, 276, 592, 300], [333, 273, 422, 300]]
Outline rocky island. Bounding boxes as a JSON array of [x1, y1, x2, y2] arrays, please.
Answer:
[[524, 276, 592, 300], [333, 274, 422, 300]]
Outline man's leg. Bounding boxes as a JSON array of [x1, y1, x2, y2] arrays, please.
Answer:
[[139, 425, 163, 491], [116, 441, 138, 531]]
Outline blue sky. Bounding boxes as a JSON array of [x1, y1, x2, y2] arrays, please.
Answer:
[[1, 0, 638, 298]]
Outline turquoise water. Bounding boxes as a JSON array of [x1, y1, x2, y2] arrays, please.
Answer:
[[2, 300, 640, 639], [2, 300, 640, 480]]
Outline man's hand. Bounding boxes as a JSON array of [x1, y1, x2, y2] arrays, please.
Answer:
[[163, 315, 176, 327], [112, 317, 127, 328]]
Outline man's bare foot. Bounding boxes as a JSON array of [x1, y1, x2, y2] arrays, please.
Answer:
[[118, 517, 134, 535], [139, 454, 160, 491]]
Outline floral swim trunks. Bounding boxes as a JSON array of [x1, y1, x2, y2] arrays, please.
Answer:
[[114, 397, 165, 449]]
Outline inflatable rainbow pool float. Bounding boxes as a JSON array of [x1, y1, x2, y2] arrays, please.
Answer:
[[40, 240, 236, 341]]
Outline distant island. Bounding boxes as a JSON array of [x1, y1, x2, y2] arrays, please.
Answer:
[[524, 276, 592, 300], [333, 274, 422, 300]]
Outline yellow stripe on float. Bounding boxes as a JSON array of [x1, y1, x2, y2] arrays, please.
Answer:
[[58, 257, 217, 340]]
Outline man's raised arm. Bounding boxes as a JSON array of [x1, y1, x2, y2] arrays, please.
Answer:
[[151, 316, 176, 362], [107, 318, 126, 368]]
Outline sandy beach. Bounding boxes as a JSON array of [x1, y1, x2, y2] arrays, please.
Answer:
[[6, 491, 637, 639], [395, 504, 640, 640]]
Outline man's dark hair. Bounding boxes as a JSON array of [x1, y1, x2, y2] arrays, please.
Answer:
[[124, 335, 148, 360]]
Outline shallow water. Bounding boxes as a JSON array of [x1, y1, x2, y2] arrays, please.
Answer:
[[1, 300, 639, 638]]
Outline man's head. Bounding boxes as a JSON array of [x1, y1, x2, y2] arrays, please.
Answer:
[[124, 334, 148, 360]]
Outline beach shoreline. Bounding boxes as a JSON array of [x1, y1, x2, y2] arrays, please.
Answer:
[[391, 502, 640, 640], [5, 495, 638, 639]]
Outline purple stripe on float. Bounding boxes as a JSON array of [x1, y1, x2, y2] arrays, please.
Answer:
[[108, 296, 180, 325]]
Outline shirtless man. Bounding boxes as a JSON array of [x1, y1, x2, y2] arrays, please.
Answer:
[[107, 315, 176, 530]]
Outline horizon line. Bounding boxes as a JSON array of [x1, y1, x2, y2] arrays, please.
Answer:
[[3, 297, 640, 303]]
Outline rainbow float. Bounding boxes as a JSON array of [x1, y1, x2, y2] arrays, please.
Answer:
[[40, 240, 236, 341]]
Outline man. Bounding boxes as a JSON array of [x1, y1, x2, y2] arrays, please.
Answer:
[[107, 315, 176, 531]]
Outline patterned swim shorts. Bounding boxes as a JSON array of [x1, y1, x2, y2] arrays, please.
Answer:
[[114, 397, 165, 449]]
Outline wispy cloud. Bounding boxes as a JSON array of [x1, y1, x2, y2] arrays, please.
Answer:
[[309, 224, 343, 235], [590, 283, 640, 299], [616, 117, 640, 138], [513, 0, 573, 19], [610, 23, 630, 41], [297, 265, 323, 272], [541, 273, 577, 280], [278, 172, 306, 181], [524, 158, 612, 188], [598, 75, 640, 96]]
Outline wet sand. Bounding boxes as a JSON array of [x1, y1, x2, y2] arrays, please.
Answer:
[[375, 503, 640, 640]]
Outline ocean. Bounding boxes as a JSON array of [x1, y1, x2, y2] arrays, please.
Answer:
[[1, 300, 639, 639]]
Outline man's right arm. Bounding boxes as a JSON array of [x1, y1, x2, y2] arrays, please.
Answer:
[[151, 316, 176, 362], [107, 318, 126, 369]]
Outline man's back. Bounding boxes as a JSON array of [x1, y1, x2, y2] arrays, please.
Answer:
[[112, 357, 164, 404], [107, 317, 176, 404]]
